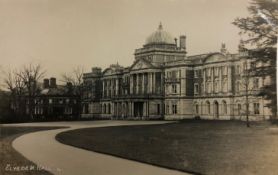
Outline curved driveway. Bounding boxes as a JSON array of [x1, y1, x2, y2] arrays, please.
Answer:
[[9, 121, 190, 175]]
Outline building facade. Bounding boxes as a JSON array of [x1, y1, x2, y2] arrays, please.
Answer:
[[82, 23, 272, 120], [31, 77, 79, 119]]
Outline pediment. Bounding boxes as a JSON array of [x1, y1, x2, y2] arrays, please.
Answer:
[[130, 59, 155, 71], [204, 53, 226, 63], [103, 68, 112, 76]]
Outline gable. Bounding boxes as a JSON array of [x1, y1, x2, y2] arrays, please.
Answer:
[[204, 53, 226, 63], [130, 59, 154, 71]]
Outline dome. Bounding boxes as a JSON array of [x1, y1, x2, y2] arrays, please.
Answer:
[[145, 23, 175, 45]]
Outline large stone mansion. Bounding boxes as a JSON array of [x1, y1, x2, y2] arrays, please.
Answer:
[[81, 23, 272, 120]]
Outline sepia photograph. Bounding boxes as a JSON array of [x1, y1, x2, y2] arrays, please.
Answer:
[[0, 0, 277, 175]]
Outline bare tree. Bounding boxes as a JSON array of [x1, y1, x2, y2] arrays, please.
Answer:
[[61, 66, 84, 118], [239, 59, 257, 127], [2, 68, 26, 119], [17, 63, 46, 119]]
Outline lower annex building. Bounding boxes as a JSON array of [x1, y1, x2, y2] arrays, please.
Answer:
[[81, 23, 272, 121]]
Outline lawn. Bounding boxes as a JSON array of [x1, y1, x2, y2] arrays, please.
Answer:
[[56, 120, 278, 175], [0, 126, 63, 175]]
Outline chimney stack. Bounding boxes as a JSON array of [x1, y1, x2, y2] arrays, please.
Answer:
[[50, 77, 57, 88], [43, 78, 49, 89], [180, 35, 186, 51]]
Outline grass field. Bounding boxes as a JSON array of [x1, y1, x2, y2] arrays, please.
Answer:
[[0, 126, 62, 175], [56, 120, 278, 175]]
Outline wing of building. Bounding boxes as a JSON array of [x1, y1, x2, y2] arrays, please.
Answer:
[[81, 23, 272, 121]]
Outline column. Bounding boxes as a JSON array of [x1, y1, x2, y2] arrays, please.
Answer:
[[130, 74, 133, 94], [142, 73, 145, 94], [153, 72, 156, 93], [102, 80, 105, 97], [212, 67, 214, 93], [203, 69, 206, 94], [116, 78, 119, 96], [220, 67, 222, 92], [149, 73, 152, 93], [228, 66, 232, 92], [136, 74, 139, 94]]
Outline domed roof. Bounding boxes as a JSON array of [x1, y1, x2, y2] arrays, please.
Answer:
[[145, 23, 175, 45]]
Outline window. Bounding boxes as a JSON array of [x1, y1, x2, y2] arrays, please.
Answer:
[[194, 70, 198, 78], [206, 101, 210, 114], [207, 82, 211, 93], [172, 104, 177, 114], [236, 82, 240, 92], [251, 62, 256, 69], [66, 99, 70, 104], [166, 105, 169, 114], [172, 84, 177, 93], [254, 103, 260, 114], [222, 101, 227, 114], [108, 104, 111, 114], [157, 104, 160, 114], [215, 81, 219, 93], [243, 62, 247, 71], [238, 104, 242, 115], [253, 78, 259, 89], [171, 70, 178, 79], [49, 99, 53, 104], [103, 104, 106, 114], [194, 84, 199, 95], [195, 104, 199, 114]]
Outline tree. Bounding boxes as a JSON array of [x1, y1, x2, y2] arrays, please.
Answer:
[[17, 63, 45, 120], [2, 68, 26, 120], [61, 66, 84, 119], [233, 0, 278, 119]]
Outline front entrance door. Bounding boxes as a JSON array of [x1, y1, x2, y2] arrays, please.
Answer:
[[134, 102, 143, 118]]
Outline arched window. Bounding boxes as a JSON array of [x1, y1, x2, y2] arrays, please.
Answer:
[[108, 103, 111, 114], [195, 103, 199, 114], [104, 104, 106, 114], [236, 82, 240, 92], [237, 104, 241, 115], [222, 100, 227, 115], [206, 101, 210, 114]]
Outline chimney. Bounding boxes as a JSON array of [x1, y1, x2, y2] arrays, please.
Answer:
[[174, 38, 178, 47], [180, 35, 186, 51], [43, 78, 49, 89], [50, 77, 57, 88]]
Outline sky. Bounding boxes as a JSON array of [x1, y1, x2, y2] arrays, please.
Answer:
[[0, 0, 250, 81]]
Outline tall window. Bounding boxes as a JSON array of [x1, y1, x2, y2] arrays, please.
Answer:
[[108, 103, 111, 114], [194, 84, 199, 95], [172, 84, 177, 93], [236, 82, 240, 92], [166, 105, 169, 114], [215, 81, 219, 93], [206, 101, 210, 114], [194, 70, 199, 78], [254, 103, 260, 114], [195, 104, 199, 114], [157, 104, 160, 114], [172, 104, 177, 114], [222, 100, 227, 115], [238, 104, 241, 115], [253, 78, 259, 89]]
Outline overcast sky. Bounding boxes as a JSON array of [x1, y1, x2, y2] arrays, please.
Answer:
[[0, 0, 250, 80]]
